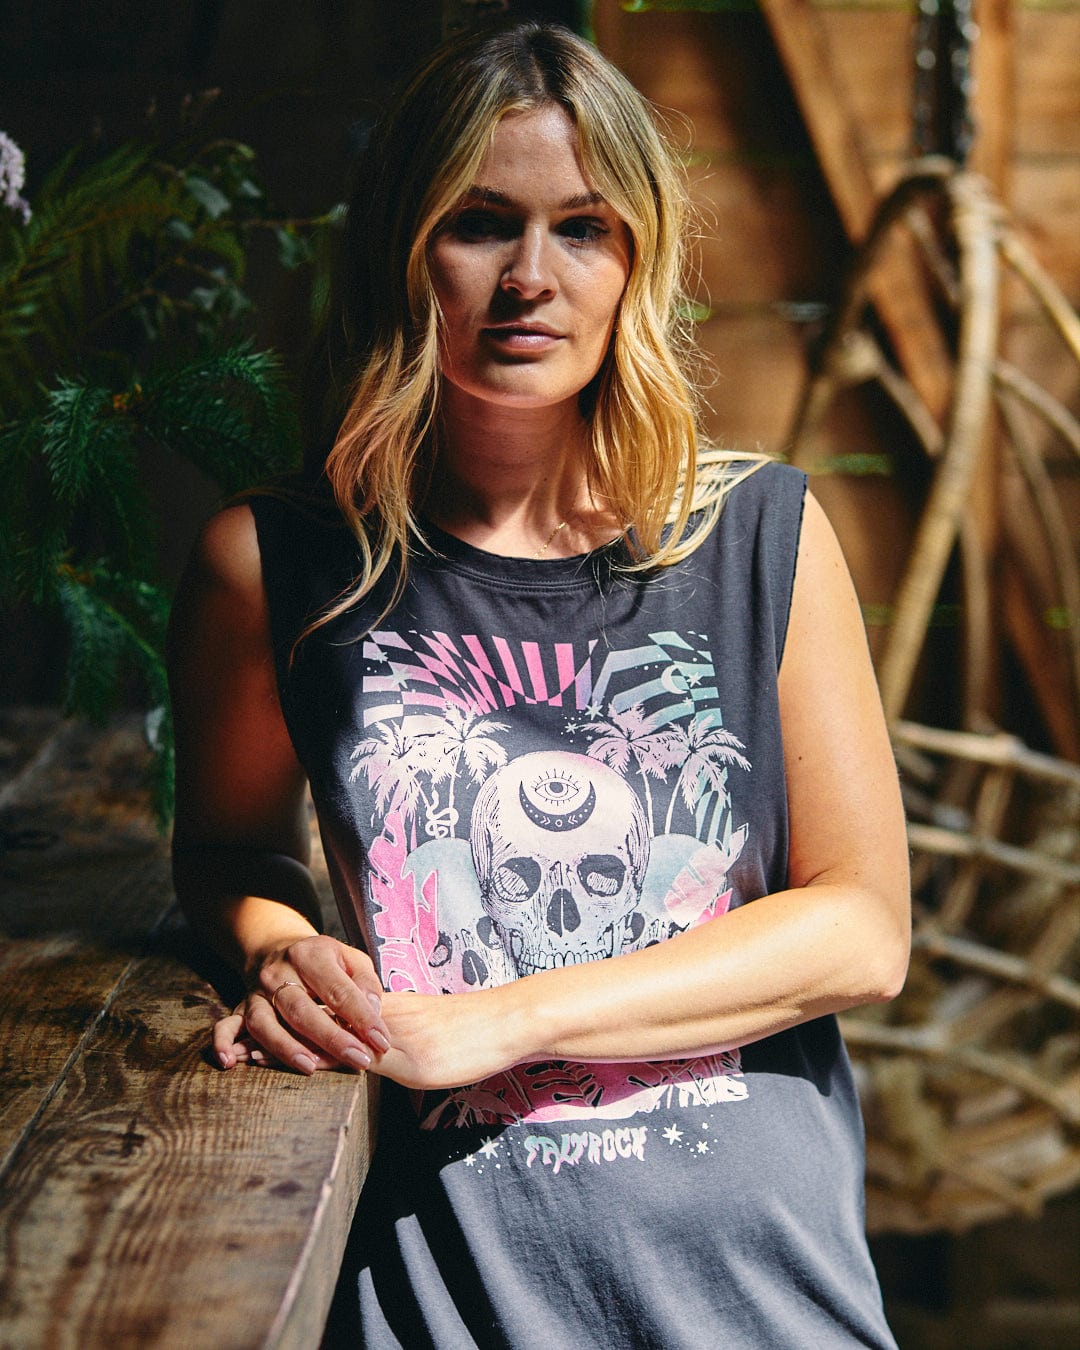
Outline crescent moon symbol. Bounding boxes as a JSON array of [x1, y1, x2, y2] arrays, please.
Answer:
[[519, 780, 597, 832], [660, 664, 688, 695]]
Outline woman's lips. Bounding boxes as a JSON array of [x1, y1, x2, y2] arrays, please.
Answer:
[[481, 324, 564, 351]]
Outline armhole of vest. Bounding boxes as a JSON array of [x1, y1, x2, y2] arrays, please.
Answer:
[[775, 470, 808, 670]]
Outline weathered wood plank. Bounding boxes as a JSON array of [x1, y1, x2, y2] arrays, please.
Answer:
[[0, 719, 176, 1174], [0, 917, 155, 1176], [0, 715, 375, 1348], [0, 919, 375, 1350], [756, 0, 955, 422]]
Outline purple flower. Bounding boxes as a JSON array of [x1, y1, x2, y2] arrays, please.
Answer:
[[0, 132, 31, 223]]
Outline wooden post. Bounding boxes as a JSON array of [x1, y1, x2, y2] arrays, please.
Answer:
[[757, 0, 955, 425]]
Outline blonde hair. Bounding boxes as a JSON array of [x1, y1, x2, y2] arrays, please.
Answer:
[[312, 21, 759, 635]]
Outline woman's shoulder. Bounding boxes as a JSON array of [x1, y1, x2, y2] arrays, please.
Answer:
[[721, 454, 805, 502], [689, 454, 806, 539], [197, 502, 260, 580], [168, 504, 270, 659], [175, 473, 335, 623]]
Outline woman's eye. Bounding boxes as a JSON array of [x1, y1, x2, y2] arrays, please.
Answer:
[[559, 217, 608, 243], [448, 211, 509, 241]]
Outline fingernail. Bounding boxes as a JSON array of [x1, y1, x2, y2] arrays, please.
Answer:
[[217, 1051, 232, 1069], [367, 1028, 391, 1054], [292, 1053, 316, 1074], [368, 993, 382, 1013], [343, 1047, 371, 1070]]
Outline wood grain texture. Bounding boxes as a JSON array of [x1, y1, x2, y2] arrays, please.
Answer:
[[0, 718, 174, 1175], [0, 946, 374, 1350], [756, 0, 955, 422], [0, 717, 376, 1349]]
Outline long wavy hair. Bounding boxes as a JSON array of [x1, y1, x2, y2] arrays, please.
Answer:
[[308, 21, 759, 636]]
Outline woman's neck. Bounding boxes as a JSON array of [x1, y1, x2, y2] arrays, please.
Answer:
[[422, 393, 618, 558]]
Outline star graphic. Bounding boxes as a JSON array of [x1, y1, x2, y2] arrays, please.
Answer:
[[585, 702, 603, 719], [662, 1125, 683, 1144], [464, 1154, 476, 1167], [478, 1137, 501, 1160], [696, 1140, 710, 1154], [686, 670, 703, 687], [564, 719, 580, 734]]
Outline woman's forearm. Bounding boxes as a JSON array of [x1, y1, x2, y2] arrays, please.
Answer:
[[375, 878, 909, 1090], [514, 880, 909, 1064], [172, 845, 323, 979]]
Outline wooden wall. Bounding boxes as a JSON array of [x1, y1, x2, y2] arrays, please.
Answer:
[[3, 1, 1074, 739], [594, 0, 1080, 753]]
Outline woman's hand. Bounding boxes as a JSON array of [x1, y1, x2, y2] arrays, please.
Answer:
[[366, 986, 529, 1092], [213, 934, 392, 1076]]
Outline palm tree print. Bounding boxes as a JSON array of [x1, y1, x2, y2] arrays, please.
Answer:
[[583, 702, 681, 832], [349, 721, 432, 845], [417, 707, 509, 839], [663, 713, 751, 840]]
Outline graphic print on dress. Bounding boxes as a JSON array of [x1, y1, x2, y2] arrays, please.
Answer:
[[351, 628, 752, 1127]]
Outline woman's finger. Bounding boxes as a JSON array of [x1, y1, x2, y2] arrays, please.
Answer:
[[296, 967, 392, 1055], [212, 1008, 249, 1069], [245, 981, 374, 1075], [212, 996, 333, 1073], [263, 937, 392, 1055]]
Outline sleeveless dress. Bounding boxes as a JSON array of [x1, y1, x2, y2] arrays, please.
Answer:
[[250, 461, 896, 1349]]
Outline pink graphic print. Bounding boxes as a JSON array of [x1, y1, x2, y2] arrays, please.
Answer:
[[353, 631, 753, 1127]]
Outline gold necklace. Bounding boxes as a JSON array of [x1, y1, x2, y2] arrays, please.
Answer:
[[532, 518, 570, 559]]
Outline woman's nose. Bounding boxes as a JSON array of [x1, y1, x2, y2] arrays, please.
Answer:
[[500, 228, 557, 299]]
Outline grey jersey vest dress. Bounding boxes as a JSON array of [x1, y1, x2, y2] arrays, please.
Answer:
[[250, 460, 896, 1349]]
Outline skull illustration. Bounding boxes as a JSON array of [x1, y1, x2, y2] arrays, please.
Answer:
[[469, 751, 650, 975]]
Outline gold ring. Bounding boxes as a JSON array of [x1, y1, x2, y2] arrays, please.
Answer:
[[270, 979, 301, 1015]]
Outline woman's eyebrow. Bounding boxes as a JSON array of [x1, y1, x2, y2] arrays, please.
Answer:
[[462, 186, 608, 210]]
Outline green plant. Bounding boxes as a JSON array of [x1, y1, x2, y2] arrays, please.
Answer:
[[0, 127, 336, 823]]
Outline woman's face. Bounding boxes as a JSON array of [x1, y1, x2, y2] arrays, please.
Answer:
[[428, 104, 632, 417]]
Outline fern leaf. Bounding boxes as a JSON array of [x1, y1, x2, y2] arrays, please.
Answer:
[[40, 380, 115, 500], [140, 343, 299, 489], [57, 567, 124, 724], [55, 564, 174, 823]]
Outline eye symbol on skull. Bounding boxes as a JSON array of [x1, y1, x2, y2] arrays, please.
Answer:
[[519, 770, 596, 832], [530, 770, 580, 804]]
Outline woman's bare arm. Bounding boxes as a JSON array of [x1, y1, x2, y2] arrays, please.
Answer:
[[169, 503, 390, 1072]]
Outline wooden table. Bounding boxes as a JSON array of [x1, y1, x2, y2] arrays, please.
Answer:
[[0, 712, 377, 1350]]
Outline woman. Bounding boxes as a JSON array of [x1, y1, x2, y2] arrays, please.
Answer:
[[169, 21, 909, 1348]]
